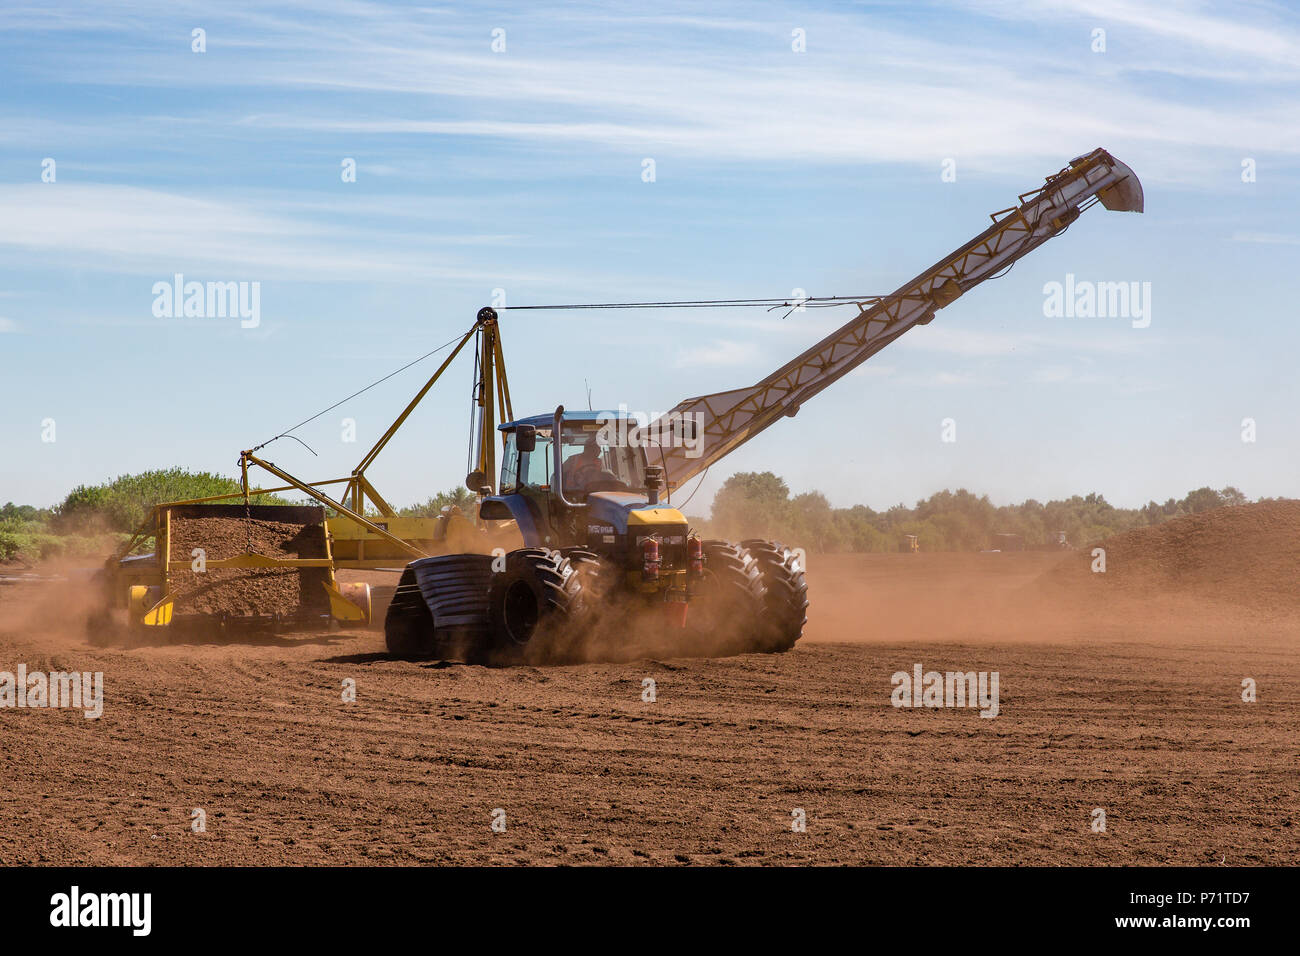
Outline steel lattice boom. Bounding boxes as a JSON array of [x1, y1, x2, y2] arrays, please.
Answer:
[[642, 147, 1144, 490]]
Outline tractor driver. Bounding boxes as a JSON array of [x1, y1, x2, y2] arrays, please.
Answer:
[[561, 438, 606, 493]]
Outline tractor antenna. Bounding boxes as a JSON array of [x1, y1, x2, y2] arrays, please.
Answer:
[[585, 379, 593, 411]]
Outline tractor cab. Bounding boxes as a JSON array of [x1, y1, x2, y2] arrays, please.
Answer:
[[481, 407, 683, 555], [504, 410, 647, 500]]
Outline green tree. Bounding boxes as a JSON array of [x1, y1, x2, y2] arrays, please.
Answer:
[[1180, 486, 1224, 514], [54, 468, 290, 534], [399, 487, 477, 519], [1219, 486, 1248, 507], [709, 472, 792, 541]]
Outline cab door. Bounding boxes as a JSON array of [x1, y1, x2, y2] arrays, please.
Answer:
[[516, 429, 557, 545]]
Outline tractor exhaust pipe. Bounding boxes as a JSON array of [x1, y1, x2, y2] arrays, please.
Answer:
[[644, 465, 664, 505], [552, 406, 580, 508]]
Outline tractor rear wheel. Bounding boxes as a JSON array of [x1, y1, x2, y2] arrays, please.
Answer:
[[384, 554, 494, 662], [741, 539, 809, 652], [687, 540, 767, 653], [487, 549, 593, 662]]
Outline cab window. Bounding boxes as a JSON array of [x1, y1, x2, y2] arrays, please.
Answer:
[[520, 430, 553, 490], [499, 433, 519, 494]]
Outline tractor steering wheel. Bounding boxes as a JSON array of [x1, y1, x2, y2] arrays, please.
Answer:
[[571, 460, 605, 488], [572, 461, 628, 493], [584, 473, 630, 493]]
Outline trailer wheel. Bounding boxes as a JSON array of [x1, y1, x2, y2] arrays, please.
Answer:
[[86, 608, 121, 646], [741, 539, 809, 652]]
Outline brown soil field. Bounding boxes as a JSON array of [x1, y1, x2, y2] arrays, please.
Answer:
[[0, 505, 1296, 866]]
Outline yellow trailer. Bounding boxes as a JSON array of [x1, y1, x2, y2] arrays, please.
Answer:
[[93, 308, 521, 634]]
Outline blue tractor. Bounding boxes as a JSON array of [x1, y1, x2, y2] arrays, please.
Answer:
[[383, 405, 808, 663]]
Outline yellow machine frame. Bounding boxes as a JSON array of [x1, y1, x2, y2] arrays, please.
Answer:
[[105, 308, 517, 626]]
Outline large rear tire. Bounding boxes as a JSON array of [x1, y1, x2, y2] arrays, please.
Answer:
[[686, 541, 767, 654], [487, 549, 594, 663], [384, 554, 494, 662], [741, 539, 808, 652]]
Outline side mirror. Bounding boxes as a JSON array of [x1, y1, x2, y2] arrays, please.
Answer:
[[516, 424, 537, 453], [479, 498, 513, 521]]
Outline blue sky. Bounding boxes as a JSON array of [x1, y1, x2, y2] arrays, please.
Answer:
[[1, 0, 1297, 512]]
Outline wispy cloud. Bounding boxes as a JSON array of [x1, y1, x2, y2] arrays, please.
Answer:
[[897, 325, 1158, 356], [1230, 230, 1300, 245], [852, 363, 1005, 387], [1027, 360, 1163, 392], [0, 183, 546, 282], [674, 338, 763, 368], [4, 0, 1297, 186], [963, 0, 1300, 68]]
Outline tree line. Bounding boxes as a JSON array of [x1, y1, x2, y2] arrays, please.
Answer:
[[1, 468, 290, 562], [693, 472, 1258, 552], [0, 466, 1272, 562]]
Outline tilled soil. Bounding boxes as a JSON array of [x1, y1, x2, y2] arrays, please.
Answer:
[[1046, 500, 1300, 615], [0, 546, 1295, 866]]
